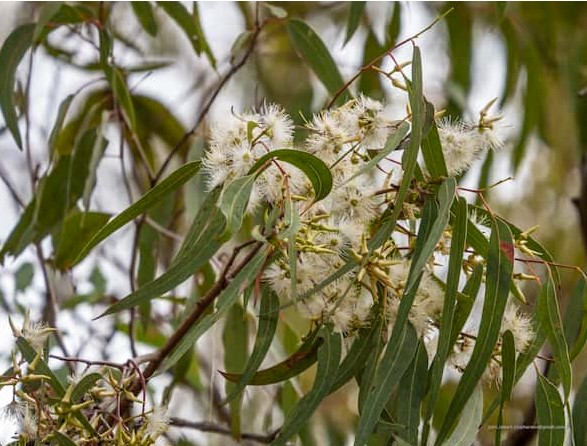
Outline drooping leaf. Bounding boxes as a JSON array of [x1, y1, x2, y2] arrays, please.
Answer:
[[435, 218, 513, 446], [0, 23, 35, 149], [110, 68, 136, 131], [15, 262, 34, 292], [394, 340, 428, 445], [98, 186, 225, 317], [48, 94, 75, 155], [440, 385, 483, 446], [223, 287, 280, 404], [221, 328, 322, 386], [538, 275, 572, 399], [495, 330, 516, 445], [132, 2, 158, 36], [573, 374, 587, 446], [218, 175, 256, 235], [535, 372, 566, 446], [72, 161, 201, 266], [159, 248, 268, 373], [421, 112, 449, 179], [223, 303, 248, 438], [422, 196, 467, 444], [249, 149, 333, 202], [565, 276, 587, 362], [17, 337, 65, 396], [286, 19, 350, 103], [33, 2, 64, 43], [52, 211, 111, 270], [344, 2, 366, 46], [270, 328, 342, 446], [353, 323, 418, 446]]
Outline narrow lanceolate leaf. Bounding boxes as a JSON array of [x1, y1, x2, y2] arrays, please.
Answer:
[[16, 337, 65, 397], [344, 1, 366, 46], [224, 287, 280, 404], [110, 68, 136, 130], [286, 19, 349, 102], [218, 174, 256, 235], [573, 374, 587, 446], [440, 385, 483, 446], [132, 1, 158, 37], [344, 122, 409, 184], [535, 372, 566, 446], [538, 275, 572, 399], [435, 218, 514, 446], [565, 276, 587, 362], [395, 340, 428, 445], [422, 196, 467, 444], [73, 161, 201, 265], [160, 248, 268, 373], [496, 330, 516, 445], [421, 113, 449, 178], [221, 328, 322, 386], [249, 149, 333, 202], [270, 328, 342, 446], [353, 324, 418, 446], [33, 2, 64, 42], [98, 187, 225, 317], [449, 263, 483, 356], [0, 23, 34, 149], [48, 94, 75, 155], [71, 373, 102, 403], [53, 211, 111, 270], [369, 46, 425, 250]]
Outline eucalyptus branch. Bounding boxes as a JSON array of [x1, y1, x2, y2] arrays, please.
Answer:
[[170, 417, 281, 444]]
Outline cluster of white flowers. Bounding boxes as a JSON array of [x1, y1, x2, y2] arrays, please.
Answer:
[[203, 97, 533, 384]]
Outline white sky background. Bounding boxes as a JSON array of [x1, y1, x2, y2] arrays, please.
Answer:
[[0, 2, 530, 443]]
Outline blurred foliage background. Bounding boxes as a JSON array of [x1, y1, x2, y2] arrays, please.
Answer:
[[0, 2, 586, 445]]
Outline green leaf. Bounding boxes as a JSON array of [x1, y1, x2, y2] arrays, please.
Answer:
[[394, 340, 428, 445], [435, 218, 514, 446], [353, 324, 418, 446], [0, 129, 108, 262], [223, 303, 248, 438], [53, 211, 111, 270], [264, 3, 288, 19], [48, 94, 75, 155], [98, 187, 225, 317], [0, 23, 34, 149], [249, 149, 333, 202], [449, 264, 483, 349], [565, 276, 587, 362], [344, 2, 366, 46], [344, 122, 409, 184], [223, 287, 280, 404], [71, 372, 102, 403], [132, 2, 158, 36], [33, 2, 64, 42], [221, 328, 322, 386], [157, 1, 215, 67], [52, 431, 77, 446], [422, 196, 467, 444], [535, 372, 566, 446], [286, 19, 349, 102], [573, 374, 587, 446], [218, 175, 256, 235], [159, 248, 268, 373], [15, 262, 34, 292], [440, 385, 483, 446], [495, 330, 516, 445], [421, 112, 449, 178], [385, 2, 401, 47], [72, 161, 201, 265], [110, 68, 136, 130], [270, 328, 341, 446], [17, 337, 65, 396], [538, 275, 572, 399]]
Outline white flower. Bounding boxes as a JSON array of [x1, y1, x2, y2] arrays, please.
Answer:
[[9, 313, 54, 352], [145, 406, 170, 439], [259, 103, 294, 148], [500, 302, 534, 353]]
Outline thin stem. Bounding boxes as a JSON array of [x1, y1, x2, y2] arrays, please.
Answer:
[[170, 418, 281, 444]]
